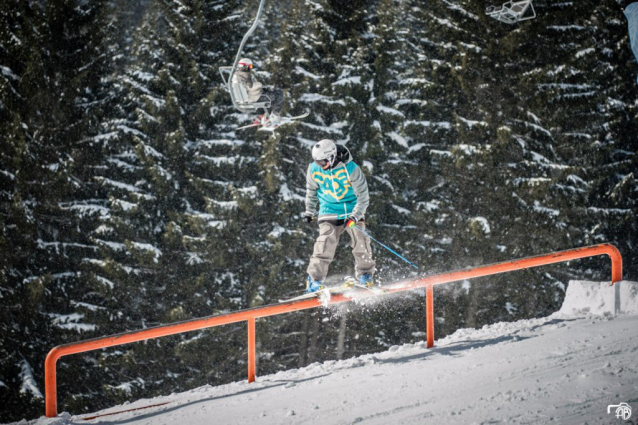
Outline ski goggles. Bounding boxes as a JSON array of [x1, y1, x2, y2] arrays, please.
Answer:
[[238, 62, 253, 70]]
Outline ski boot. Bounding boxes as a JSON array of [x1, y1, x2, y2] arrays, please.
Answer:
[[306, 276, 324, 293], [358, 273, 374, 288]]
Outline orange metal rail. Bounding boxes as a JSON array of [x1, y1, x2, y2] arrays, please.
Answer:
[[44, 243, 622, 417]]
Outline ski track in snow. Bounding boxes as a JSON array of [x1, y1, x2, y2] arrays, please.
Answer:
[[14, 281, 638, 425]]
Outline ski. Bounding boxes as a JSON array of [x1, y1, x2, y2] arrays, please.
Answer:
[[278, 280, 355, 303], [341, 278, 391, 296], [237, 121, 263, 130], [238, 112, 310, 131], [258, 112, 310, 131], [351, 282, 390, 295], [278, 280, 388, 303]]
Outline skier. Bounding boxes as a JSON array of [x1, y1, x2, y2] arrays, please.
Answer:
[[303, 139, 376, 293], [232, 58, 285, 124]]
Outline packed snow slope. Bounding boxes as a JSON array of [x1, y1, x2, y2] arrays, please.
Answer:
[[20, 280, 638, 425]]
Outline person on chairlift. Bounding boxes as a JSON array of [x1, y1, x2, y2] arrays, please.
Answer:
[[232, 58, 284, 125]]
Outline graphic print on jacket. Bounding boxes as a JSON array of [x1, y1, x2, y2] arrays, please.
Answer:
[[308, 160, 360, 217], [312, 168, 352, 201]]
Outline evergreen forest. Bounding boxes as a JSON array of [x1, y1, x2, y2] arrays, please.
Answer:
[[1, 0, 637, 421]]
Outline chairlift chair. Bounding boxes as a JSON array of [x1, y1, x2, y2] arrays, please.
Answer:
[[219, 66, 271, 115], [486, 0, 536, 24]]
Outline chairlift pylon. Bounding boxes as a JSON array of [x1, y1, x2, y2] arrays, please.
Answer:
[[486, 0, 536, 24], [218, 0, 271, 115]]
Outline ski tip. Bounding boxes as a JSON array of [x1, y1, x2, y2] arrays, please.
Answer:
[[237, 124, 262, 130]]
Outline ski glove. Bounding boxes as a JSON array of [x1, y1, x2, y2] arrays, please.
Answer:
[[303, 213, 314, 224], [346, 216, 357, 228]]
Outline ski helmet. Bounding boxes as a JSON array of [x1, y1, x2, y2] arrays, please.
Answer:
[[312, 139, 337, 169], [237, 58, 253, 72]]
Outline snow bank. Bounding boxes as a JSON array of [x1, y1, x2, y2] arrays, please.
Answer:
[[559, 280, 638, 316]]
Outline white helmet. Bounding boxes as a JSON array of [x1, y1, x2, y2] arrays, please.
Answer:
[[312, 139, 337, 169], [237, 58, 253, 71]]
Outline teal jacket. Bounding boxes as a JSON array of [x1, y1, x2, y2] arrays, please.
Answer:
[[304, 145, 370, 221]]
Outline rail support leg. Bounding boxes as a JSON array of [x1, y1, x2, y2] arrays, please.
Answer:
[[426, 285, 434, 348], [45, 351, 59, 417], [247, 318, 256, 383]]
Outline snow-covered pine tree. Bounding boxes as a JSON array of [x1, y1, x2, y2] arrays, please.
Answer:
[[0, 0, 113, 419]]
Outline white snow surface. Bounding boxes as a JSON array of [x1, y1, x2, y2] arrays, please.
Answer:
[[15, 280, 638, 425]]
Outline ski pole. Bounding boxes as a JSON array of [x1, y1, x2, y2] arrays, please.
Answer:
[[349, 223, 419, 270]]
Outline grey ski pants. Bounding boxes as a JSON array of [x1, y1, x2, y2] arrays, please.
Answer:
[[307, 221, 376, 282]]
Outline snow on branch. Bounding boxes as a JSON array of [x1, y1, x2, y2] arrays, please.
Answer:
[[130, 242, 163, 262], [19, 359, 42, 399], [298, 93, 346, 106]]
